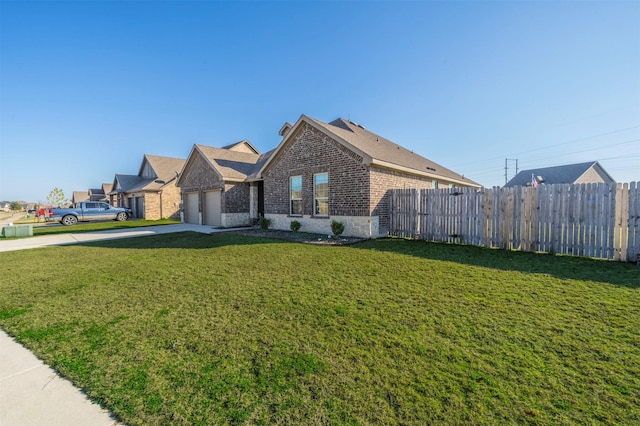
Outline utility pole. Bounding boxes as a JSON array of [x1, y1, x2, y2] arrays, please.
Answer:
[[504, 158, 518, 185]]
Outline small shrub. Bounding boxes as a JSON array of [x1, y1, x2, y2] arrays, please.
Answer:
[[330, 220, 344, 238], [290, 220, 301, 233], [259, 217, 272, 230]]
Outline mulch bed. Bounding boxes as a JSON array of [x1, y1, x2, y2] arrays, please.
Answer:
[[223, 228, 367, 246]]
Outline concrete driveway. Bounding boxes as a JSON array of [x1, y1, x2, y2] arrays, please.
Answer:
[[0, 223, 224, 253]]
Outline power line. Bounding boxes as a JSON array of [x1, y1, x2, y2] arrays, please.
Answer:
[[519, 138, 640, 165], [511, 125, 640, 157], [464, 152, 639, 180], [452, 124, 640, 168]]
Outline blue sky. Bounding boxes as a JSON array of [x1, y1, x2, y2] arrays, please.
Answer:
[[1, 0, 638, 203]]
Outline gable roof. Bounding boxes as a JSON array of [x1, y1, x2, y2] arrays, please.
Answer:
[[72, 191, 89, 203], [140, 155, 185, 183], [504, 161, 615, 187], [111, 155, 185, 193], [259, 115, 480, 187], [220, 140, 260, 155], [110, 174, 143, 194], [178, 144, 270, 185]]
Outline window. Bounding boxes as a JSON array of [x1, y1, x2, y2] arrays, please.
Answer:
[[290, 176, 302, 215], [314, 172, 329, 216]]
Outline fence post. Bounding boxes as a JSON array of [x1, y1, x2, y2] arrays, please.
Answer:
[[627, 182, 639, 262]]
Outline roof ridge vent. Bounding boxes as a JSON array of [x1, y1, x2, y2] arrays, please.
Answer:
[[348, 120, 365, 129]]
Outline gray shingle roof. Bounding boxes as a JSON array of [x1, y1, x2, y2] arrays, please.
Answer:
[[194, 145, 266, 181], [263, 115, 479, 186], [504, 161, 610, 187], [111, 174, 143, 193], [142, 155, 186, 184], [220, 140, 260, 154]]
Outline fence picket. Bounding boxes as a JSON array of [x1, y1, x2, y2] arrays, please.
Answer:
[[388, 182, 638, 262]]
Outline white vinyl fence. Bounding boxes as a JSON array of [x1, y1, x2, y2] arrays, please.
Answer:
[[389, 182, 640, 262]]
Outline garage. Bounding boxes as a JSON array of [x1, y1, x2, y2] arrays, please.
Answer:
[[184, 192, 199, 224], [204, 190, 221, 226], [135, 197, 144, 219]]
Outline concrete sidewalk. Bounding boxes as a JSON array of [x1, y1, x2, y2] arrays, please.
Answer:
[[0, 223, 235, 424], [0, 330, 121, 425]]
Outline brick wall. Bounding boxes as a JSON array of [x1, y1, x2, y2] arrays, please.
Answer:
[[370, 167, 434, 234], [160, 184, 181, 219], [179, 152, 222, 216], [223, 182, 250, 214], [144, 192, 161, 220], [179, 153, 224, 193], [263, 123, 370, 217]]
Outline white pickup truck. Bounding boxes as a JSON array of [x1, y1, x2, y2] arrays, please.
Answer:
[[50, 202, 132, 226]]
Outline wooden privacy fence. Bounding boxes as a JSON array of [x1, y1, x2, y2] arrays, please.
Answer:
[[389, 182, 640, 262]]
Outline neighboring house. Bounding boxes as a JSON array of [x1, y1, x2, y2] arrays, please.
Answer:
[[110, 174, 139, 207], [504, 161, 615, 188], [258, 115, 480, 237], [88, 187, 106, 201], [87, 183, 112, 202], [110, 155, 185, 220], [177, 141, 272, 227], [72, 191, 89, 205]]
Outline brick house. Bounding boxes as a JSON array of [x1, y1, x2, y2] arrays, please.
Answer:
[[177, 141, 272, 227], [504, 161, 615, 188], [109, 154, 185, 220], [72, 191, 89, 205], [258, 115, 480, 237]]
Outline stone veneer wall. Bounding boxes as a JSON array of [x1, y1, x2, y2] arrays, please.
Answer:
[[263, 122, 371, 218], [267, 214, 380, 238], [222, 213, 251, 228]]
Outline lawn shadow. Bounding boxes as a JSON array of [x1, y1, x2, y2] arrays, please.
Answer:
[[72, 232, 639, 288], [74, 231, 288, 250], [352, 238, 640, 289]]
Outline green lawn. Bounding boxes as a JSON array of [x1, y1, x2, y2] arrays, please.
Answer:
[[0, 233, 638, 425], [5, 218, 181, 237]]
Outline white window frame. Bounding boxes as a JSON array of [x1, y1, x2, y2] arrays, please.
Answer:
[[313, 172, 329, 216], [290, 175, 302, 216]]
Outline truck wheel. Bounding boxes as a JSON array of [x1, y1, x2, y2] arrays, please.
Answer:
[[61, 215, 78, 226], [116, 212, 128, 222]]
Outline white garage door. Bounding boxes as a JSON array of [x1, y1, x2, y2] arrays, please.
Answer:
[[184, 192, 199, 224], [204, 190, 221, 226]]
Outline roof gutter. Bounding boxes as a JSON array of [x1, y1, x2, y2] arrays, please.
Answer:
[[369, 159, 481, 187]]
